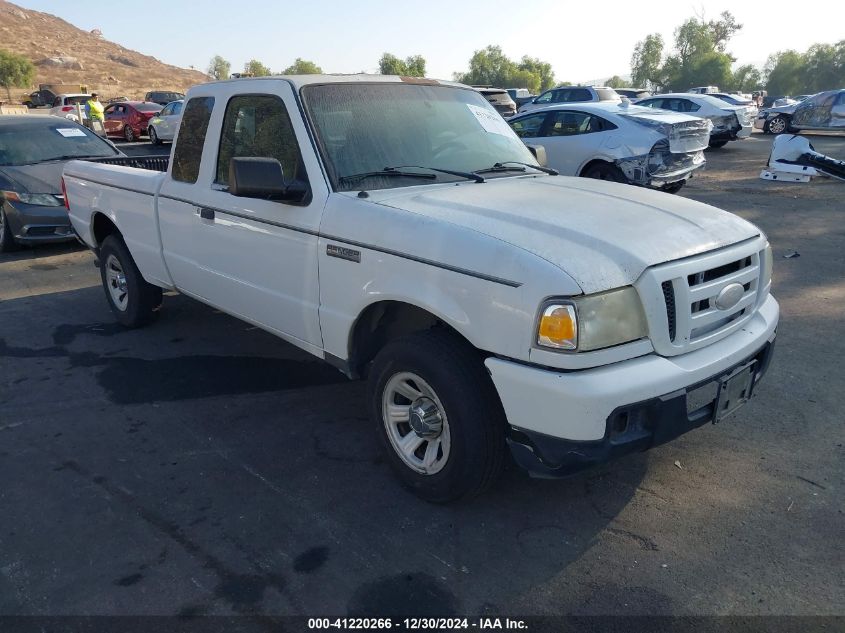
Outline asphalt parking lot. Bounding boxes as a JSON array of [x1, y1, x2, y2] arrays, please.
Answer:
[[0, 134, 843, 618]]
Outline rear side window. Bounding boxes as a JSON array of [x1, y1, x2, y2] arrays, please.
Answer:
[[547, 111, 595, 136], [215, 94, 304, 187], [172, 96, 215, 183]]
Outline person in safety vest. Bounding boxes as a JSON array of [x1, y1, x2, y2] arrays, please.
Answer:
[[85, 93, 104, 123]]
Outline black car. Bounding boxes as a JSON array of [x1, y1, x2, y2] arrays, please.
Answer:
[[144, 91, 186, 106], [0, 116, 122, 252], [475, 88, 517, 117]]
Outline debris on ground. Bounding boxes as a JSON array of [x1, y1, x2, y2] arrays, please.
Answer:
[[784, 251, 800, 259], [674, 460, 684, 470]]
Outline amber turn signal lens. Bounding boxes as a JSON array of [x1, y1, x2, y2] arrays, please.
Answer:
[[537, 304, 577, 350]]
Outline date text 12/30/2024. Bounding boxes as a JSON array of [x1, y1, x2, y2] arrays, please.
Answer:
[[308, 618, 528, 630]]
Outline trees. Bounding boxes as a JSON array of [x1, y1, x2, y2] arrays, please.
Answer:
[[605, 75, 627, 89], [207, 55, 230, 80], [629, 12, 747, 92], [0, 49, 34, 102], [282, 58, 323, 74], [378, 53, 426, 77], [764, 41, 845, 95], [244, 59, 272, 77], [630, 34, 664, 90], [454, 46, 556, 93]]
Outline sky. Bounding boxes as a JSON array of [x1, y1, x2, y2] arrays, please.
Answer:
[[12, 0, 845, 83]]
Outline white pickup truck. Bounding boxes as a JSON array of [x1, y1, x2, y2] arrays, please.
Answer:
[[63, 75, 779, 502]]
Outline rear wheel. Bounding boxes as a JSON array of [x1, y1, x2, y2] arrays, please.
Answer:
[[368, 329, 506, 503], [582, 162, 627, 183], [99, 235, 162, 327], [123, 125, 135, 143], [0, 207, 19, 253], [148, 126, 160, 145]]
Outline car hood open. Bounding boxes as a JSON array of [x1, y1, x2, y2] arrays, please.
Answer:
[[369, 176, 760, 293]]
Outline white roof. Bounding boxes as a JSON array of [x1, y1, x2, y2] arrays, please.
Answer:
[[206, 74, 468, 90]]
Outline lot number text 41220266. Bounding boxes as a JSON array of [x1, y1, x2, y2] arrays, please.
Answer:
[[307, 618, 528, 630]]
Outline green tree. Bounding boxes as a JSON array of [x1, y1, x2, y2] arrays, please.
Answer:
[[0, 49, 35, 101], [630, 34, 664, 90], [764, 50, 806, 95], [604, 75, 627, 89], [517, 56, 555, 91], [706, 11, 743, 52], [454, 46, 555, 93], [244, 59, 272, 77], [282, 58, 322, 74], [729, 64, 762, 92], [378, 53, 426, 77], [207, 55, 230, 80]]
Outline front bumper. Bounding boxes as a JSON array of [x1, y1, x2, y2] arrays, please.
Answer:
[[3, 201, 75, 244], [486, 295, 779, 477]]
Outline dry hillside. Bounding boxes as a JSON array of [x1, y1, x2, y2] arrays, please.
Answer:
[[0, 0, 208, 102]]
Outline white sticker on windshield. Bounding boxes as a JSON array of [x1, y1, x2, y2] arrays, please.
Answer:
[[56, 128, 87, 138], [466, 104, 512, 136]]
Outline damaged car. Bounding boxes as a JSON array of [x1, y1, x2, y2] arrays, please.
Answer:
[[756, 90, 845, 134], [508, 101, 712, 193], [636, 93, 753, 148]]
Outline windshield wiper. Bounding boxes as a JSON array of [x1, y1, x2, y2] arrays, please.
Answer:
[[338, 168, 438, 185], [36, 154, 110, 163], [475, 161, 559, 176], [389, 165, 486, 183]]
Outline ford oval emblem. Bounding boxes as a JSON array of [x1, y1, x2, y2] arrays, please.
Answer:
[[715, 283, 744, 310]]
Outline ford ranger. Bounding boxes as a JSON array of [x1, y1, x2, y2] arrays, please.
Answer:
[[63, 75, 778, 502]]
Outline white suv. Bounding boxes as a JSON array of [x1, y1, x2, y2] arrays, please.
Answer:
[[48, 94, 92, 122], [517, 86, 620, 114]]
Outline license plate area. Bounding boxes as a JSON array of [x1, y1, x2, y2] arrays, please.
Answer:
[[714, 361, 757, 422]]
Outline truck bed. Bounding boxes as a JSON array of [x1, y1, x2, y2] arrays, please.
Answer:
[[91, 155, 170, 172]]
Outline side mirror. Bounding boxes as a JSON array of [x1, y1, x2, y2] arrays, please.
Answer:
[[525, 144, 548, 168], [229, 157, 307, 202]]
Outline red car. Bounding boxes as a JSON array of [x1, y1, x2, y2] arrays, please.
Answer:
[[103, 101, 162, 142]]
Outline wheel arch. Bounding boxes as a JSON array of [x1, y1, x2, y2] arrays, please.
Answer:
[[345, 299, 480, 379], [90, 211, 122, 250], [579, 157, 616, 177]]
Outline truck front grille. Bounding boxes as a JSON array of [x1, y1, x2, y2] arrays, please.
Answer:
[[636, 238, 766, 357]]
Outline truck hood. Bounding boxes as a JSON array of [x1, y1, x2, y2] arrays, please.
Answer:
[[370, 176, 760, 293]]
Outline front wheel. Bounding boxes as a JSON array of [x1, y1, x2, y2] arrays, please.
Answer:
[[661, 181, 686, 194], [148, 126, 160, 145], [765, 115, 789, 135], [368, 330, 506, 503], [123, 125, 135, 143], [99, 235, 162, 327], [0, 207, 19, 253]]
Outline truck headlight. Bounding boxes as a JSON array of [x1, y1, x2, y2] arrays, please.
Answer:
[[537, 287, 648, 352]]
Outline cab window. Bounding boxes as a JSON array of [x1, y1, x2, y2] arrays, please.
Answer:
[[172, 96, 215, 184], [215, 94, 305, 190], [534, 91, 553, 104]]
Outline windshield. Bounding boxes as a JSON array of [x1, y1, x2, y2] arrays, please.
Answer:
[[302, 82, 539, 192], [0, 121, 119, 166]]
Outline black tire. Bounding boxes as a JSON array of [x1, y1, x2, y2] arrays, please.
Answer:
[[368, 329, 506, 503], [123, 125, 135, 143], [0, 207, 19, 253], [99, 234, 162, 328], [708, 139, 729, 148], [661, 181, 686, 194], [148, 126, 160, 145], [764, 115, 789, 135], [581, 162, 627, 183]]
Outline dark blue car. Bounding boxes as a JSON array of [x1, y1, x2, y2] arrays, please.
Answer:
[[0, 115, 121, 252]]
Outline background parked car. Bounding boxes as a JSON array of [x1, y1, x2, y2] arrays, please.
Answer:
[[710, 92, 758, 117], [0, 115, 121, 251], [103, 101, 162, 142], [147, 99, 183, 144], [636, 93, 753, 148], [506, 88, 534, 108], [144, 91, 186, 106], [507, 102, 711, 193], [517, 86, 620, 114], [615, 88, 652, 100], [48, 93, 91, 122], [475, 88, 517, 117], [761, 89, 845, 134]]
